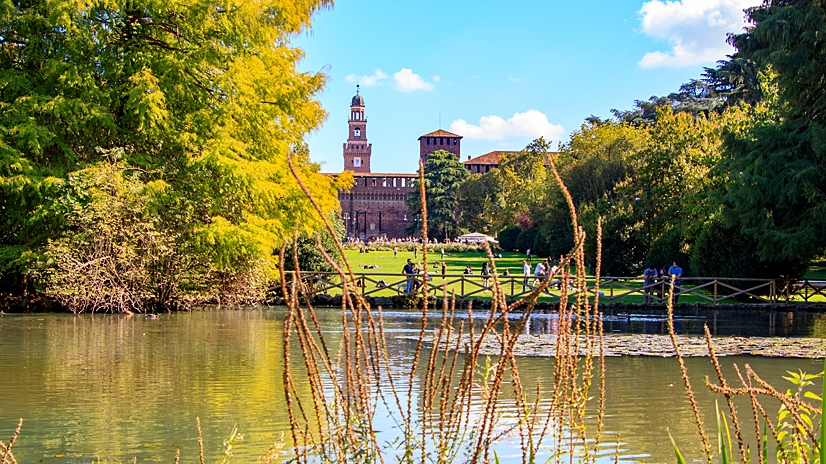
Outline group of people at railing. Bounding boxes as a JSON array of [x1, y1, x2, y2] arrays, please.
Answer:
[[642, 262, 684, 303]]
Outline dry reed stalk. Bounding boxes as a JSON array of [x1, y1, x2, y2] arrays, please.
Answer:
[[703, 324, 747, 463], [666, 277, 711, 462], [282, 148, 609, 464], [173, 448, 179, 464], [734, 364, 765, 464], [196, 417, 204, 464], [746, 366, 820, 443], [0, 419, 21, 464]]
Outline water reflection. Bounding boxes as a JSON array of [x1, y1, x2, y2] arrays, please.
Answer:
[[0, 309, 822, 463]]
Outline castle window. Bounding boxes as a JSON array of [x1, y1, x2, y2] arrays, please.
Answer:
[[382, 178, 387, 187], [453, 138, 458, 145], [354, 128, 361, 137], [401, 178, 406, 187], [354, 157, 361, 167], [393, 178, 397, 187], [372, 178, 376, 186], [370, 223, 375, 231]]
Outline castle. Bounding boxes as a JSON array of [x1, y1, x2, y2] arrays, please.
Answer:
[[335, 88, 511, 240]]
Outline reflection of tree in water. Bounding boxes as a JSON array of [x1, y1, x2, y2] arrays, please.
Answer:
[[808, 313, 826, 338]]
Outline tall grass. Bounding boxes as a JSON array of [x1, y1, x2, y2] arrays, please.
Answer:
[[282, 154, 612, 463]]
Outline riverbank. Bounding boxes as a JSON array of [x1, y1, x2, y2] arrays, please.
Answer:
[[437, 333, 826, 358]]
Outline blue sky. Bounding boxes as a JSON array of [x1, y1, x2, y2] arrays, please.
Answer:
[[294, 0, 760, 174]]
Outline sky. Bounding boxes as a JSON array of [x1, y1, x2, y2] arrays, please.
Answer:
[[293, 0, 761, 174]]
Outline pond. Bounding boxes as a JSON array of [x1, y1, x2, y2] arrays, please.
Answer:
[[0, 308, 823, 463]]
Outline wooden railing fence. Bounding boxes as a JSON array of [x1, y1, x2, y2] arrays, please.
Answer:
[[282, 272, 826, 304]]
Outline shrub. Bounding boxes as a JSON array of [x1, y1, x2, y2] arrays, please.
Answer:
[[691, 219, 807, 280], [645, 228, 692, 276], [515, 227, 540, 254], [497, 225, 521, 251]]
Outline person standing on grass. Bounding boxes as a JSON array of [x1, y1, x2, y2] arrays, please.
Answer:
[[668, 261, 683, 303], [643, 265, 658, 304], [522, 260, 532, 291], [403, 259, 415, 294], [393, 246, 398, 258], [440, 247, 444, 259], [481, 261, 491, 291], [527, 248, 531, 261]]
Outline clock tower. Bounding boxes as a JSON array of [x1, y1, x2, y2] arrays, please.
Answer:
[[343, 86, 372, 173]]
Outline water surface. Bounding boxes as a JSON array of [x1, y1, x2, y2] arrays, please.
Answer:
[[0, 308, 822, 463]]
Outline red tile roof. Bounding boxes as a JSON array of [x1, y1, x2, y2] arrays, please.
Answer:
[[462, 151, 518, 165], [462, 150, 559, 166], [419, 129, 462, 139]]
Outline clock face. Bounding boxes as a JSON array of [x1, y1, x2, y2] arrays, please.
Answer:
[[354, 128, 361, 137]]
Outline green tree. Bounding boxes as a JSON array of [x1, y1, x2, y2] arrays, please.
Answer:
[[488, 138, 551, 231], [406, 150, 469, 240], [718, 1, 826, 264], [496, 225, 521, 252], [457, 171, 501, 234], [0, 0, 349, 303]]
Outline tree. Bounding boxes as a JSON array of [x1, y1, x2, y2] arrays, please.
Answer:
[[718, 1, 826, 264], [406, 150, 469, 240], [457, 171, 502, 234], [489, 138, 551, 231], [497, 225, 521, 252], [0, 1, 349, 303]]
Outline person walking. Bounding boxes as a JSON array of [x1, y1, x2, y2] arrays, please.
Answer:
[[668, 261, 683, 303], [643, 265, 658, 303], [440, 247, 444, 259], [393, 246, 398, 258], [403, 259, 415, 294], [522, 260, 532, 291], [533, 260, 546, 288], [481, 261, 490, 291]]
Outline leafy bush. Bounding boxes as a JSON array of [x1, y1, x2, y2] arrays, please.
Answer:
[[645, 228, 692, 276], [691, 219, 807, 280], [515, 227, 540, 254], [282, 212, 345, 273], [497, 225, 521, 251]]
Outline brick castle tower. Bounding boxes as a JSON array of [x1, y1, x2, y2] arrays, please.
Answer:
[[418, 129, 462, 167], [343, 85, 372, 173]]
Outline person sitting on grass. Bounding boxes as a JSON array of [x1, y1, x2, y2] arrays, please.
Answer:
[[463, 265, 473, 274], [360, 263, 380, 269]]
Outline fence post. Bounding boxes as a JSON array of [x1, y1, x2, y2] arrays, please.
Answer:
[[771, 280, 776, 303], [511, 279, 514, 297], [713, 280, 717, 305], [461, 277, 465, 297], [610, 279, 614, 300]]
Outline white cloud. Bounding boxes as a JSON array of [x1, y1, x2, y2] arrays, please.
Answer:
[[637, 0, 761, 68], [449, 110, 564, 141], [393, 68, 435, 92], [344, 69, 389, 86]]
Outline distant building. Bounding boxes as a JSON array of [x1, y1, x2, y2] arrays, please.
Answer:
[[330, 88, 552, 240], [463, 151, 518, 174], [417, 129, 462, 167]]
